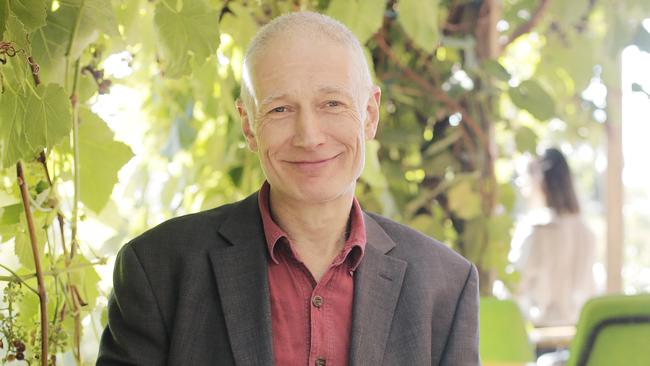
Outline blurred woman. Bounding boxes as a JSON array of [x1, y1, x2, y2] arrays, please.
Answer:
[[511, 148, 597, 327]]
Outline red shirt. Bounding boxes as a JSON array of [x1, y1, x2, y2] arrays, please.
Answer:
[[258, 182, 366, 366]]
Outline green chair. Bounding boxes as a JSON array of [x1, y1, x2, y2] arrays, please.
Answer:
[[566, 293, 650, 366], [480, 297, 536, 363]]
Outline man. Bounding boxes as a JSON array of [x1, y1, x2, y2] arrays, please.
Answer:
[[97, 11, 479, 366]]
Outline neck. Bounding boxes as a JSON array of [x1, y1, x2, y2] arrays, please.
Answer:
[[268, 187, 353, 257]]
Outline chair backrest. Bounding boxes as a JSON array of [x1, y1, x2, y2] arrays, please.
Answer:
[[480, 297, 536, 363], [566, 293, 650, 366]]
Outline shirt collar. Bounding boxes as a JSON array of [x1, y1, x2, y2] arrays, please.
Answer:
[[258, 181, 367, 271]]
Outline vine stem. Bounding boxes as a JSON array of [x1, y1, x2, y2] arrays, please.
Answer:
[[64, 0, 85, 259], [372, 33, 489, 155], [502, 0, 551, 49], [68, 56, 83, 365], [16, 161, 48, 366], [0, 263, 38, 295], [0, 258, 107, 282], [63, 1, 85, 359], [37, 151, 70, 259], [70, 58, 81, 260]]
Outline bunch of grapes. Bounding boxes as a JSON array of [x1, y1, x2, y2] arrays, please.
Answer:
[[0, 338, 26, 361]]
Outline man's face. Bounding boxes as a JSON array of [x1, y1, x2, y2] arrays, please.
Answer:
[[239, 35, 381, 205]]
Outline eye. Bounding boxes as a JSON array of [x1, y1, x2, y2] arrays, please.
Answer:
[[271, 106, 286, 113], [326, 100, 341, 107]]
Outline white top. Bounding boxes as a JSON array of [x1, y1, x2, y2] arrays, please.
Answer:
[[511, 211, 597, 326]]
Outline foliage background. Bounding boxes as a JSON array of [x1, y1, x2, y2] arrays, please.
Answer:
[[0, 0, 649, 364]]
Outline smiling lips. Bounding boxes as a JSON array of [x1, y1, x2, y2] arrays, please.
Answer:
[[284, 153, 342, 173]]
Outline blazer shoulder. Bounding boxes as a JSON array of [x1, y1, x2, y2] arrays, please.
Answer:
[[365, 211, 472, 270], [127, 195, 251, 257]]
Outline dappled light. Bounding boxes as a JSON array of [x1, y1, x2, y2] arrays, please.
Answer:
[[0, 1, 649, 365]]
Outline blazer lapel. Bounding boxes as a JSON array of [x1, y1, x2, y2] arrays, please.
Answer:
[[209, 193, 274, 366], [349, 214, 408, 366]]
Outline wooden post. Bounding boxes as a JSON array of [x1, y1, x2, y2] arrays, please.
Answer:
[[474, 0, 501, 295]]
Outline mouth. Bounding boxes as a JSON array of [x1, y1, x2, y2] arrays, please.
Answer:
[[285, 153, 342, 170]]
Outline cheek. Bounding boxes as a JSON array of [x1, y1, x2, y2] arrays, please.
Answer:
[[325, 109, 365, 134], [332, 127, 365, 153], [256, 122, 290, 151]]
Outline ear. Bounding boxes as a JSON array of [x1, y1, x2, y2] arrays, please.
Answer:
[[363, 85, 381, 140], [236, 99, 258, 152]]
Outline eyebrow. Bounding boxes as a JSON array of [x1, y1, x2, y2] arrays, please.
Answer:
[[260, 92, 289, 108], [258, 85, 355, 109]]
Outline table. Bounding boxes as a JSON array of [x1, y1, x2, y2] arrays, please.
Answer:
[[530, 325, 576, 350]]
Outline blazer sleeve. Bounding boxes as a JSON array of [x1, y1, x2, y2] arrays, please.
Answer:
[[440, 263, 480, 366], [96, 243, 168, 366]]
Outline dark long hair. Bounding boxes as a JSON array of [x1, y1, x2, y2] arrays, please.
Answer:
[[537, 148, 581, 214]]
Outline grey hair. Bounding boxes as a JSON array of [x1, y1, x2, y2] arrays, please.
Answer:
[[239, 11, 373, 118]]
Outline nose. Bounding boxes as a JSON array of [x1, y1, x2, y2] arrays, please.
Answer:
[[292, 108, 326, 149]]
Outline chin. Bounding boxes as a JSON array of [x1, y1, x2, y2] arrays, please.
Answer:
[[291, 179, 356, 204], [267, 165, 360, 203]]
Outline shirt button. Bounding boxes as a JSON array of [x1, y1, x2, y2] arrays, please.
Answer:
[[315, 358, 326, 366], [312, 295, 323, 308]]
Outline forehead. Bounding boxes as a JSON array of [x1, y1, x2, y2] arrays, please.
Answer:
[[248, 35, 360, 102]]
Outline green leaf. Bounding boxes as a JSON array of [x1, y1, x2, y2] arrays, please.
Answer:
[[460, 217, 486, 262], [30, 0, 119, 84], [398, 0, 439, 53], [631, 82, 650, 99], [422, 151, 458, 176], [0, 89, 29, 167], [327, 0, 385, 44], [546, 0, 590, 28], [14, 231, 34, 269], [78, 108, 133, 213], [509, 79, 556, 121], [114, 0, 156, 56], [4, 11, 30, 54], [482, 59, 511, 82], [497, 183, 516, 212], [75, 0, 120, 38], [9, 0, 47, 32], [361, 140, 388, 189], [0, 84, 72, 168], [423, 129, 462, 157], [24, 83, 73, 152], [0, 13, 32, 96], [537, 30, 596, 93], [409, 213, 445, 240], [220, 2, 258, 48], [101, 305, 108, 326], [448, 180, 482, 220], [0, 203, 22, 226], [69, 257, 101, 309], [161, 112, 197, 158], [514, 126, 538, 154], [17, 282, 40, 321], [153, 0, 220, 78], [228, 166, 243, 187], [14, 219, 46, 270], [77, 71, 97, 103], [484, 213, 513, 269], [0, 0, 8, 37]]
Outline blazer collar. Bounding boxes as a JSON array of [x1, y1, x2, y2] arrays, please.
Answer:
[[349, 213, 408, 365], [209, 192, 274, 366]]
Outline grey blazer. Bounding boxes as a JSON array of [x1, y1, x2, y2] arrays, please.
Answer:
[[97, 192, 479, 366]]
